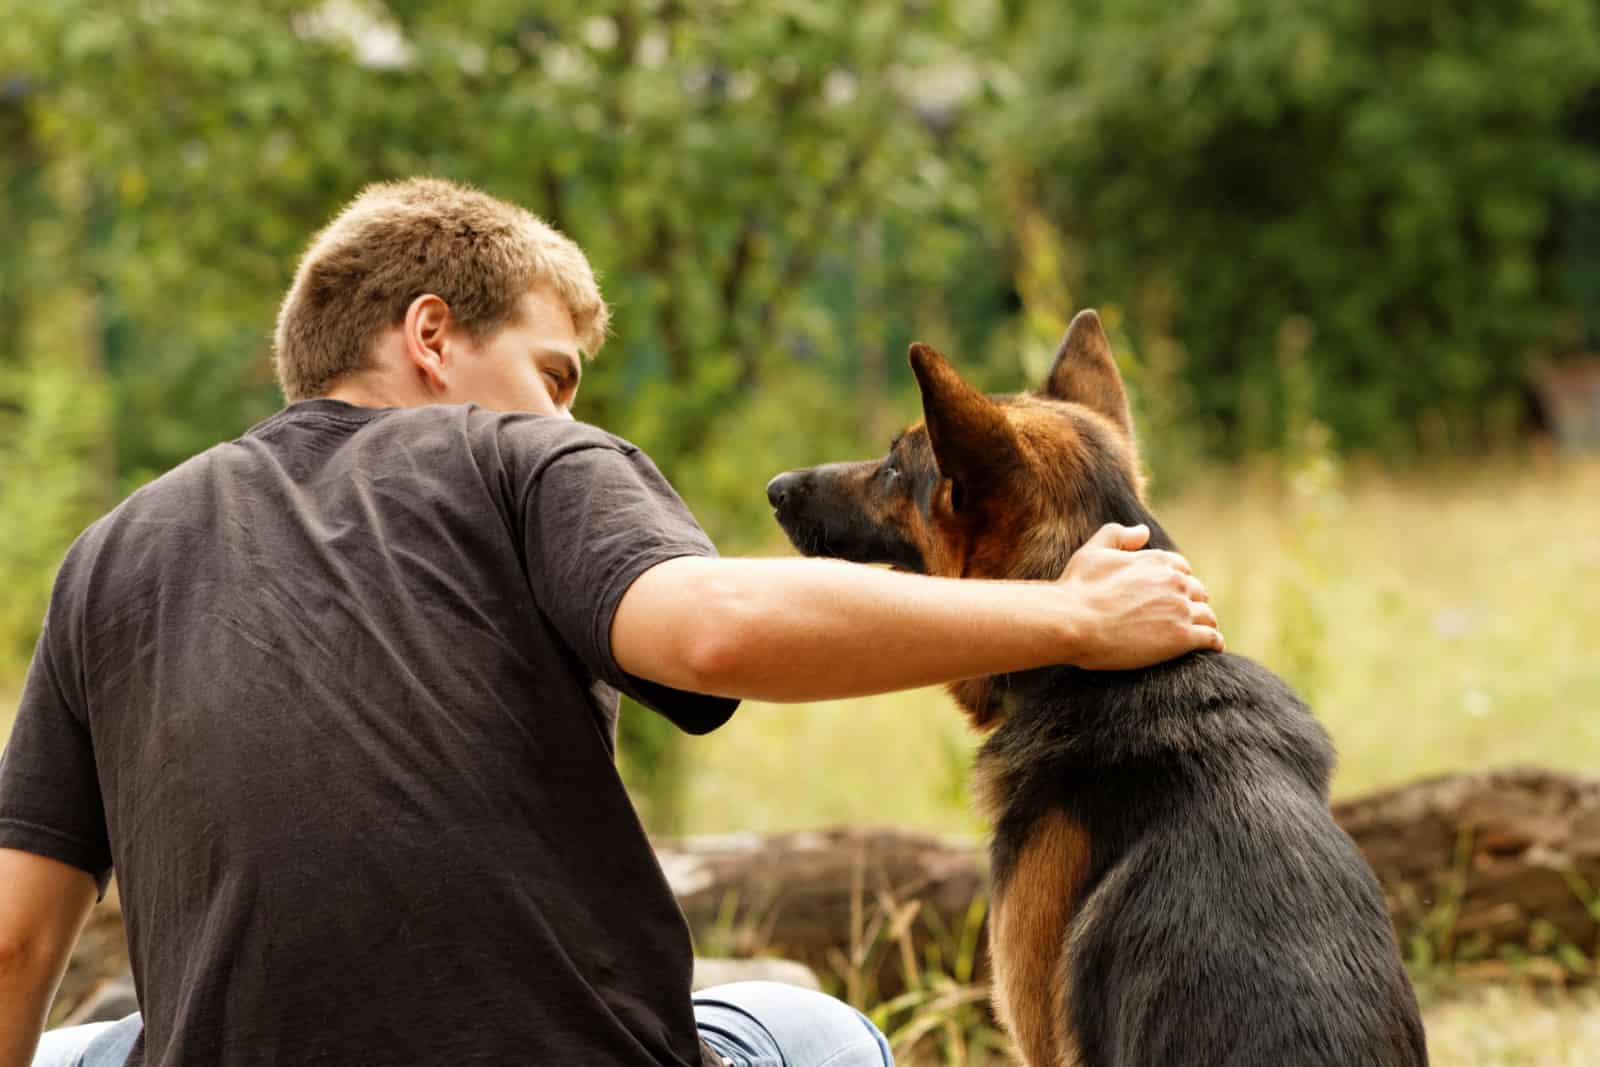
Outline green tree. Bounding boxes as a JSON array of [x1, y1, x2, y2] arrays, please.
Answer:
[[0, 0, 1002, 826], [1002, 0, 1600, 454]]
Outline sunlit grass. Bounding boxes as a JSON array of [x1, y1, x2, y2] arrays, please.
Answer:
[[888, 985, 1600, 1065], [1421, 985, 1600, 1067], [681, 454, 1600, 835]]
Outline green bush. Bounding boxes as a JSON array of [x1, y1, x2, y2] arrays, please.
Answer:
[[1004, 0, 1600, 454]]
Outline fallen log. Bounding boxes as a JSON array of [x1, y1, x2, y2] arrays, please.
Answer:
[[49, 767, 1600, 1023], [660, 826, 989, 1002], [1335, 766, 1600, 976], [661, 768, 1600, 994]]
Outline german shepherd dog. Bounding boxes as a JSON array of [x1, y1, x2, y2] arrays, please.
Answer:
[[766, 311, 1427, 1067]]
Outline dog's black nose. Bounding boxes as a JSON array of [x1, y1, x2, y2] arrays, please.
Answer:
[[767, 471, 803, 510]]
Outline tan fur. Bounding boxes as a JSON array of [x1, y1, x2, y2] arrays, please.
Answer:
[[989, 808, 1092, 1067], [972, 749, 1010, 827]]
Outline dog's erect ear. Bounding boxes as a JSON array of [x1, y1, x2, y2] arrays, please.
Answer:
[[908, 342, 1020, 509], [1043, 309, 1132, 435]]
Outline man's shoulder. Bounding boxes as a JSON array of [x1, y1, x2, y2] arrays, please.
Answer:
[[466, 406, 639, 457], [455, 407, 665, 485], [46, 444, 235, 606]]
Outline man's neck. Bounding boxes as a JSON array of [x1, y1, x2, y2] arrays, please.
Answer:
[[321, 374, 425, 411]]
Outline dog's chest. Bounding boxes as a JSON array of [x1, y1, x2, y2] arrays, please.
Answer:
[[986, 804, 1091, 1067]]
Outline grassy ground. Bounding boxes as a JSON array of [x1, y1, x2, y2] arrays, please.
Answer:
[[1420, 985, 1600, 1066], [680, 453, 1600, 835], [890, 986, 1600, 1066]]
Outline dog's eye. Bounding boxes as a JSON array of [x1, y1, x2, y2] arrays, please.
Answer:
[[882, 465, 900, 483]]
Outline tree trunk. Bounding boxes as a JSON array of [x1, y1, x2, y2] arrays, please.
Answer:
[[49, 768, 1600, 1024]]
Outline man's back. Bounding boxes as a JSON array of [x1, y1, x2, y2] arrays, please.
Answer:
[[1, 399, 732, 1066]]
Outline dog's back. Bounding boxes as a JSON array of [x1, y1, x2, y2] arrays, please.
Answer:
[[981, 652, 1428, 1067]]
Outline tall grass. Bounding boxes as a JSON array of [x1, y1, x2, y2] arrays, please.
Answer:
[[680, 454, 1600, 835]]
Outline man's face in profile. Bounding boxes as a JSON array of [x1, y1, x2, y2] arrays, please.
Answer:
[[443, 284, 583, 419]]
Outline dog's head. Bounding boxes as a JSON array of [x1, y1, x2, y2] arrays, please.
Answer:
[[767, 309, 1168, 584]]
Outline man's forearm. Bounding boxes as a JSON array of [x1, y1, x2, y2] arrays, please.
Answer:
[[616, 556, 1084, 702], [0, 850, 98, 1067], [0, 952, 56, 1067]]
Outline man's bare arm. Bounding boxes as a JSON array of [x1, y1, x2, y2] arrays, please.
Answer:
[[0, 848, 97, 1067], [613, 523, 1222, 703]]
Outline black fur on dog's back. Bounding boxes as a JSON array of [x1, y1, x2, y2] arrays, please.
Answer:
[[980, 651, 1427, 1066]]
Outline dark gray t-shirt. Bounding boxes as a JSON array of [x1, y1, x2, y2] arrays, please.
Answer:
[[0, 399, 737, 1066]]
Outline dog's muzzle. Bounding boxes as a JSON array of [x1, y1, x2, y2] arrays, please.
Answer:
[[766, 470, 805, 512]]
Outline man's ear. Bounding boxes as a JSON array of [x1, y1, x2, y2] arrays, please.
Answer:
[[908, 343, 1020, 510], [1043, 309, 1132, 435], [403, 293, 454, 393]]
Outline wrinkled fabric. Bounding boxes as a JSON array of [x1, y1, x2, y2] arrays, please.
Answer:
[[1, 399, 736, 1067]]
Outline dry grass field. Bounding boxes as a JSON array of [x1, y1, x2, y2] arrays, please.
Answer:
[[681, 453, 1600, 835], [1421, 985, 1600, 1067], [889, 986, 1600, 1067], [895, 989, 1600, 1067]]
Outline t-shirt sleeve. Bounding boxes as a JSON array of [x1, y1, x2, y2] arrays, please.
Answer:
[[0, 615, 113, 895], [523, 443, 739, 735]]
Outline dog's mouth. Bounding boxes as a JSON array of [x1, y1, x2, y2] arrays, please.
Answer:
[[774, 515, 829, 558], [773, 509, 925, 572]]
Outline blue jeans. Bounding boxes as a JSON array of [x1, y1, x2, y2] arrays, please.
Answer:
[[34, 981, 893, 1067]]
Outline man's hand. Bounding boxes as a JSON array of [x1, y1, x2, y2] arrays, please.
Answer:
[[0, 848, 97, 1067], [1056, 523, 1223, 671]]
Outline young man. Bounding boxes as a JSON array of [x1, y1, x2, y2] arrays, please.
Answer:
[[0, 179, 1221, 1067]]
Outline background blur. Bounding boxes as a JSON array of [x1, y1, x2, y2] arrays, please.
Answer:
[[4, 1, 1600, 1058]]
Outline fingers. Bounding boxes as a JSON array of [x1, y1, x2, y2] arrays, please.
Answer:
[[1086, 522, 1150, 552], [1152, 549, 1193, 576], [1187, 598, 1224, 653]]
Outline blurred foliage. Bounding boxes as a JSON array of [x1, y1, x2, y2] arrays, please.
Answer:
[[1003, 0, 1600, 454], [2, 0, 1599, 828]]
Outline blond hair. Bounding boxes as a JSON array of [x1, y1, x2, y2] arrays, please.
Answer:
[[273, 178, 609, 401]]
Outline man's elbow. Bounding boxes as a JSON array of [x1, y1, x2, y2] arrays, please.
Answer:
[[677, 573, 755, 696], [679, 626, 744, 695], [616, 558, 761, 697]]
